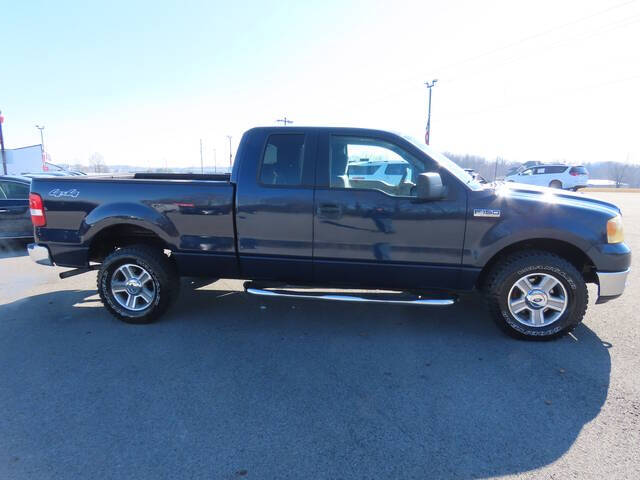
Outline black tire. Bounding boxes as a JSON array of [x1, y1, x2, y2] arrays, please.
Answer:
[[549, 180, 562, 189], [97, 245, 179, 324], [483, 250, 588, 340]]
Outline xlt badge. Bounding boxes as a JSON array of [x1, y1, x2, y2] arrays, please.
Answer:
[[474, 208, 501, 218]]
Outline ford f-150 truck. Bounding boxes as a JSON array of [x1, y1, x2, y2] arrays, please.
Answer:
[[27, 127, 631, 339]]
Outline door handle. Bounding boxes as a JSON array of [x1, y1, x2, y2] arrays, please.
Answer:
[[317, 203, 342, 218]]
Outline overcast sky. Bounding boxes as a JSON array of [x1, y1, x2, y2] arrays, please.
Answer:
[[2, 0, 639, 168]]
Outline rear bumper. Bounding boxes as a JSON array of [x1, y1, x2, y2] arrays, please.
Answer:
[[595, 268, 630, 304], [27, 243, 54, 266]]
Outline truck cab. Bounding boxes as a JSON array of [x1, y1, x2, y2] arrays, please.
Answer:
[[232, 127, 473, 290]]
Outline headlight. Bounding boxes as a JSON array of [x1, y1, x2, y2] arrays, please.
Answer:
[[607, 215, 624, 244]]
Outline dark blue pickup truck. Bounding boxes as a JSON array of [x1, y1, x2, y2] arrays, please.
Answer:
[[27, 127, 631, 339]]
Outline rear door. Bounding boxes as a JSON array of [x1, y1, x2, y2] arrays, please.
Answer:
[[0, 180, 32, 239], [235, 129, 317, 282], [312, 131, 467, 290]]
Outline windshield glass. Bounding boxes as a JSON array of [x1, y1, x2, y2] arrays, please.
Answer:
[[402, 135, 485, 191]]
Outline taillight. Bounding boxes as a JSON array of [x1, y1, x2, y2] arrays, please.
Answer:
[[570, 171, 579, 176], [29, 193, 46, 227]]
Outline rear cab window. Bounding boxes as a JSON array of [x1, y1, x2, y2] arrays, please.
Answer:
[[259, 134, 306, 186]]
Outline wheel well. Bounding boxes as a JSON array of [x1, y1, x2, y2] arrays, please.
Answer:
[[477, 238, 596, 289], [88, 224, 170, 262]]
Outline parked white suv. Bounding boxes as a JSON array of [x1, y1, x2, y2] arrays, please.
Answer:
[[505, 164, 588, 190], [347, 159, 414, 185]]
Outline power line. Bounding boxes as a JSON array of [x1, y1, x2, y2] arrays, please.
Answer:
[[431, 0, 638, 79], [448, 73, 640, 117], [329, 0, 639, 117], [439, 12, 640, 86], [276, 117, 293, 126]]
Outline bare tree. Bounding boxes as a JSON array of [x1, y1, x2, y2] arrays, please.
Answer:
[[608, 161, 628, 188], [89, 153, 108, 173]]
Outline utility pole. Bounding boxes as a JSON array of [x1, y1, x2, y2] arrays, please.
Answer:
[[200, 138, 204, 174], [213, 148, 217, 173], [0, 111, 6, 175], [424, 79, 438, 145], [226, 135, 233, 169], [276, 117, 293, 126]]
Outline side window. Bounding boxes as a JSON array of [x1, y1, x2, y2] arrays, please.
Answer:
[[0, 184, 7, 199], [330, 136, 425, 197], [521, 169, 533, 176], [534, 167, 546, 175], [259, 134, 305, 186], [2, 181, 29, 199]]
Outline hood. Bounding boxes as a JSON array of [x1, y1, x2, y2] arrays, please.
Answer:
[[492, 182, 621, 216]]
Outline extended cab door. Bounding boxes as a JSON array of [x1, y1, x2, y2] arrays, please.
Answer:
[[235, 129, 317, 282], [312, 131, 468, 290]]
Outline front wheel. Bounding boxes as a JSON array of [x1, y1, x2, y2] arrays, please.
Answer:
[[483, 251, 588, 339], [97, 246, 179, 324], [549, 180, 562, 189]]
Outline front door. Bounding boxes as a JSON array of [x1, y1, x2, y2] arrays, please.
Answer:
[[313, 132, 467, 290]]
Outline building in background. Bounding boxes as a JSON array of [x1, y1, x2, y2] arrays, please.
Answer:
[[4, 144, 47, 175]]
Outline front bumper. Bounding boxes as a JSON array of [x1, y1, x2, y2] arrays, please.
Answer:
[[27, 243, 54, 266], [595, 268, 630, 304]]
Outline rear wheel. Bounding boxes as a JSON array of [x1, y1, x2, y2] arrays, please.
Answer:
[[549, 180, 562, 189], [484, 251, 588, 339], [97, 246, 179, 324]]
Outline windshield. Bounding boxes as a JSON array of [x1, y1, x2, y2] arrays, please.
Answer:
[[402, 135, 485, 191]]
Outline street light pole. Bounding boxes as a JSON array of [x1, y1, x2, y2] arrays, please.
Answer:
[[35, 124, 45, 151], [424, 79, 438, 145], [226, 135, 233, 169], [35, 124, 46, 170]]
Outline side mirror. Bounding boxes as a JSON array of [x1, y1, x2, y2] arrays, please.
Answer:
[[415, 172, 445, 201]]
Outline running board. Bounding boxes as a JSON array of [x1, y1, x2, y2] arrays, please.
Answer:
[[244, 285, 455, 306], [59, 265, 99, 279]]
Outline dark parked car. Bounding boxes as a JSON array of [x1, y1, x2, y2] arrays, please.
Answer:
[[27, 127, 630, 339], [0, 176, 32, 240]]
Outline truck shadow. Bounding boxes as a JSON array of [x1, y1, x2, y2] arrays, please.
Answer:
[[0, 285, 611, 479]]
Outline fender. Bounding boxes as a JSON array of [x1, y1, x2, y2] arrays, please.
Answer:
[[464, 189, 606, 268], [80, 202, 180, 248]]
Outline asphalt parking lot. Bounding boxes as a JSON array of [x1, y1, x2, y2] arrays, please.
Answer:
[[0, 191, 638, 480]]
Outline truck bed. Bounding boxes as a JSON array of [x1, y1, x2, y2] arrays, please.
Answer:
[[30, 175, 238, 274]]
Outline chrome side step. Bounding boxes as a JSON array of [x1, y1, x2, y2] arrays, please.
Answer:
[[245, 286, 455, 306]]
